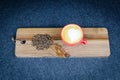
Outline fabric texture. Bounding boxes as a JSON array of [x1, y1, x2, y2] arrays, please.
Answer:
[[0, 0, 120, 80]]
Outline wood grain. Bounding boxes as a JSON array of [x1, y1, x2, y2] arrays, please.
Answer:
[[16, 28, 108, 40], [15, 28, 110, 57]]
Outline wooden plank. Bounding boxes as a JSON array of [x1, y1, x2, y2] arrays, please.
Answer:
[[15, 28, 110, 57]]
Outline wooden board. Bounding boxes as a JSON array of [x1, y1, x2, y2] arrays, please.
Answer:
[[15, 28, 110, 57]]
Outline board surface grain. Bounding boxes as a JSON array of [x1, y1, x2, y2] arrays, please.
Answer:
[[15, 28, 110, 57]]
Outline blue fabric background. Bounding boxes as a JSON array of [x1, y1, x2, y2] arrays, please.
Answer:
[[0, 0, 120, 80]]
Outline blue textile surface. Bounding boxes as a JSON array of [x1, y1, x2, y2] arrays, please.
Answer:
[[0, 0, 120, 80]]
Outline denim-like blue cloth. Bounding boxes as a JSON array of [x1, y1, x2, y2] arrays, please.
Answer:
[[0, 0, 120, 80]]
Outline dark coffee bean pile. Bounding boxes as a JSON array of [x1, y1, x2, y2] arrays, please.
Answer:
[[32, 34, 53, 50]]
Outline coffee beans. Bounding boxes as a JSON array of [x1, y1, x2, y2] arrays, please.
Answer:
[[32, 34, 53, 50]]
